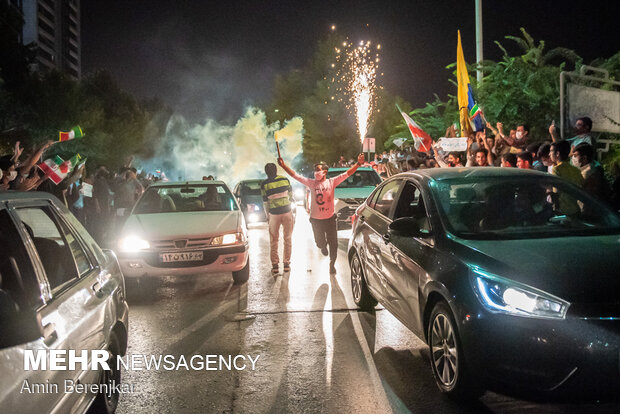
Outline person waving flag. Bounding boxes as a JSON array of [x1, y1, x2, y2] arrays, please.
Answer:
[[396, 104, 433, 152], [456, 30, 484, 137]]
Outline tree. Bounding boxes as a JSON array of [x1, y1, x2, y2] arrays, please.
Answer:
[[477, 28, 581, 140]]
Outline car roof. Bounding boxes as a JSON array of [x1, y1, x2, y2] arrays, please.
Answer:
[[329, 167, 376, 172], [237, 179, 264, 183], [147, 180, 228, 187], [0, 191, 60, 203], [394, 167, 549, 182]]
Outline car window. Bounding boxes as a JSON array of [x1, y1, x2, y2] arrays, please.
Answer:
[[134, 184, 239, 214], [393, 182, 426, 220], [430, 177, 620, 239], [239, 181, 262, 196], [392, 182, 432, 234], [0, 210, 41, 311], [373, 180, 401, 217], [56, 218, 93, 276], [366, 187, 381, 209], [327, 170, 381, 188], [16, 207, 79, 291], [60, 207, 107, 266]]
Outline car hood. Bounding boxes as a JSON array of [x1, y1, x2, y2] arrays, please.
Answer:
[[334, 186, 375, 200], [452, 234, 620, 304], [122, 211, 241, 240]]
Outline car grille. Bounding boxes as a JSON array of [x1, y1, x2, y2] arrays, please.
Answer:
[[150, 237, 212, 250]]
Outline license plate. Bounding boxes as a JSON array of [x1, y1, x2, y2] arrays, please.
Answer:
[[160, 252, 203, 263]]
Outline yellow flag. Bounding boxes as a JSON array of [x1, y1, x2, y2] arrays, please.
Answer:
[[456, 30, 473, 138]]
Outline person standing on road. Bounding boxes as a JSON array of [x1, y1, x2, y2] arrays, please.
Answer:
[[261, 163, 295, 275], [278, 153, 365, 274]]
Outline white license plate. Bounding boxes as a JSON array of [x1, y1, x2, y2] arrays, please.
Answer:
[[160, 252, 203, 263]]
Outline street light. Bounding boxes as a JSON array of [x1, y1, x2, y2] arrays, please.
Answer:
[[476, 0, 483, 83]]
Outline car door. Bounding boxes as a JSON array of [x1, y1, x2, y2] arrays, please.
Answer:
[[360, 179, 403, 301], [0, 207, 56, 414], [382, 180, 435, 335], [11, 202, 110, 412]]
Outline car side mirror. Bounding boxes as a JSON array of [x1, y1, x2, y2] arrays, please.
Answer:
[[0, 299, 43, 349], [389, 217, 432, 238]]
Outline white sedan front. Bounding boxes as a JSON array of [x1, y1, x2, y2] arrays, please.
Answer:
[[116, 181, 250, 284]]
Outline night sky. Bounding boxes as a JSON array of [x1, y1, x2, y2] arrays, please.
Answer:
[[81, 0, 619, 123]]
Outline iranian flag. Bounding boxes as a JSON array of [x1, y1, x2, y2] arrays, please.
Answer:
[[396, 104, 433, 152], [38, 154, 82, 184], [58, 126, 84, 142]]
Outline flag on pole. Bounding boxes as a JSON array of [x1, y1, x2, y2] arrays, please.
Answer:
[[38, 154, 82, 184], [58, 126, 85, 142], [396, 104, 433, 152], [456, 31, 484, 137]]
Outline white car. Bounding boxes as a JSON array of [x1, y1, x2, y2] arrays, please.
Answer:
[[117, 181, 250, 284]]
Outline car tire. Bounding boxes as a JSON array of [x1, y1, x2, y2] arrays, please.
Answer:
[[350, 253, 377, 311], [232, 259, 250, 284], [90, 331, 121, 414], [427, 301, 482, 400]]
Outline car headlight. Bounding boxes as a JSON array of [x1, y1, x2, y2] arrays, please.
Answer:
[[210, 232, 245, 246], [119, 236, 150, 252], [471, 267, 569, 319]]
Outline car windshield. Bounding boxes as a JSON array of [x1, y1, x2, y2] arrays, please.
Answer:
[[238, 181, 262, 196], [327, 170, 381, 188], [430, 176, 620, 240], [133, 184, 238, 214]]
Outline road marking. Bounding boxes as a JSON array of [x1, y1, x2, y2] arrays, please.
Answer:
[[349, 309, 399, 413]]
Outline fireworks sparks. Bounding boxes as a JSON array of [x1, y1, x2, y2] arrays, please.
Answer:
[[334, 39, 380, 144]]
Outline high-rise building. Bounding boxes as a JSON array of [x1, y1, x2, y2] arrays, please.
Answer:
[[14, 0, 81, 78]]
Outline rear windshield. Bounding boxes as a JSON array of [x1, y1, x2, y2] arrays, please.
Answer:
[[327, 170, 381, 188], [133, 184, 238, 214]]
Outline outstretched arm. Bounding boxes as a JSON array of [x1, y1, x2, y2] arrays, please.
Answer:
[[345, 154, 365, 177], [18, 140, 54, 175], [277, 157, 297, 178], [278, 158, 312, 187]]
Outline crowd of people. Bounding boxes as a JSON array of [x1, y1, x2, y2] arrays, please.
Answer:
[[335, 117, 619, 210], [2, 115, 619, 253], [0, 145, 153, 246]]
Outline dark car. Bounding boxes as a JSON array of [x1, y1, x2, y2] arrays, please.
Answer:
[[348, 167, 620, 399], [0, 192, 129, 413], [234, 179, 268, 223]]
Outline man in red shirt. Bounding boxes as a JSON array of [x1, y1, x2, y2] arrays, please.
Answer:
[[278, 153, 365, 274]]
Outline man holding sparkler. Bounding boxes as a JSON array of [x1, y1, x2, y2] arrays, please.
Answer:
[[278, 153, 365, 274]]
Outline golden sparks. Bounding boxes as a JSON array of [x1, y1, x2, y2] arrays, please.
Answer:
[[333, 39, 380, 144]]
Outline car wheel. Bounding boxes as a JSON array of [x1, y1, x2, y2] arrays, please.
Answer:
[[428, 301, 481, 400], [350, 253, 377, 311], [90, 331, 121, 414], [232, 259, 250, 284]]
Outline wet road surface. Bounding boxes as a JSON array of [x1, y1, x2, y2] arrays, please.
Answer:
[[117, 209, 619, 413]]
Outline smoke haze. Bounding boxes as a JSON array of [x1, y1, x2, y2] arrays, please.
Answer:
[[141, 107, 304, 186]]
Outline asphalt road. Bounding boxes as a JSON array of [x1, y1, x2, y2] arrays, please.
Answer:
[[116, 209, 619, 413]]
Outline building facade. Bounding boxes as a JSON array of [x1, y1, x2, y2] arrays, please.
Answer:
[[13, 0, 81, 78]]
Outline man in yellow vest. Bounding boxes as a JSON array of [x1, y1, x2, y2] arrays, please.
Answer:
[[261, 163, 294, 275]]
